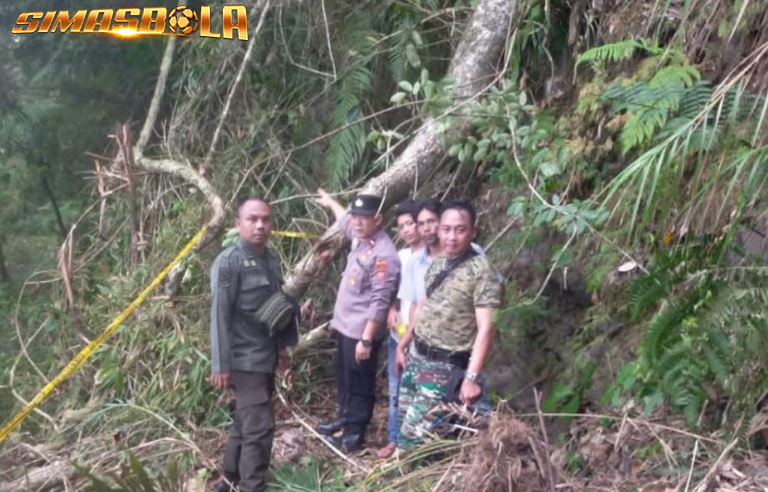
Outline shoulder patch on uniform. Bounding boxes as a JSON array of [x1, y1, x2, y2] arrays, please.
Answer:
[[374, 258, 388, 281], [218, 245, 238, 260]]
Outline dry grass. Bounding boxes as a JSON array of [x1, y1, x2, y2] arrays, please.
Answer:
[[461, 416, 553, 492]]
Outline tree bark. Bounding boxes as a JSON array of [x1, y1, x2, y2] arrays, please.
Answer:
[[284, 0, 516, 297], [0, 460, 76, 492]]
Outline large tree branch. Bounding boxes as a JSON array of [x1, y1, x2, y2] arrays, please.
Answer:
[[284, 0, 516, 298], [131, 10, 221, 245], [134, 23, 177, 156]]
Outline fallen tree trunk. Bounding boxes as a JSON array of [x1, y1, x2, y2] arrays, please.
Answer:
[[284, 0, 516, 297], [0, 460, 76, 492]]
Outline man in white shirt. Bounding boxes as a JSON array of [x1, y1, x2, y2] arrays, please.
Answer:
[[377, 200, 423, 459]]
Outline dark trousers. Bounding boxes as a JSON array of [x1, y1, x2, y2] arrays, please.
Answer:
[[335, 331, 380, 435], [222, 371, 274, 492]]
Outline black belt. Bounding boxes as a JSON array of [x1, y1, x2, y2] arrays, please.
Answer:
[[413, 336, 470, 368]]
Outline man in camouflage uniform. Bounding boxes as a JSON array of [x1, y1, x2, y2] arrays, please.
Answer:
[[209, 198, 298, 492], [396, 200, 501, 448]]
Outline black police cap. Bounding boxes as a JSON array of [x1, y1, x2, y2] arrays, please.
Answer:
[[349, 194, 383, 216]]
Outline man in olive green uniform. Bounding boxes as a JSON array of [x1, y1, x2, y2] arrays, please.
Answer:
[[396, 200, 501, 448], [209, 198, 298, 492]]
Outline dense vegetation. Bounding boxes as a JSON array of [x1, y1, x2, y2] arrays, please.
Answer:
[[1, 0, 767, 490]]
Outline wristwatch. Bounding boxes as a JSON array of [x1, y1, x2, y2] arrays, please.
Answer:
[[360, 338, 372, 349], [464, 370, 481, 383]]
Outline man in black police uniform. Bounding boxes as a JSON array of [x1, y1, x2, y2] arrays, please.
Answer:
[[209, 198, 298, 492]]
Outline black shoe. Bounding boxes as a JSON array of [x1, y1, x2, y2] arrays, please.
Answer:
[[339, 432, 365, 452], [316, 418, 346, 435], [323, 433, 343, 448], [212, 480, 236, 492], [323, 432, 364, 452]]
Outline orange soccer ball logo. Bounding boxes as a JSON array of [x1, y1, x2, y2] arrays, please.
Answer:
[[168, 7, 198, 36]]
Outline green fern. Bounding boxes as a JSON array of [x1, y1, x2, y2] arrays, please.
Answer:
[[633, 248, 768, 432], [80, 451, 184, 491], [323, 14, 377, 188], [628, 273, 669, 321], [642, 298, 692, 363], [387, 19, 414, 82], [649, 64, 700, 88], [576, 38, 663, 69], [602, 74, 696, 153]]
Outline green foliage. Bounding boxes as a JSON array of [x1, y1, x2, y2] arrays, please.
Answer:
[[600, 61, 701, 154], [80, 451, 185, 492], [323, 58, 374, 188], [271, 458, 349, 491], [576, 38, 666, 69], [542, 361, 597, 417], [592, 35, 768, 242], [615, 239, 768, 429]]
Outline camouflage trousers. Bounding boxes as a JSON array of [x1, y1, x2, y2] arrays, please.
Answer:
[[397, 349, 455, 449]]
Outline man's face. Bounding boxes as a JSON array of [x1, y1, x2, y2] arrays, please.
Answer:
[[396, 213, 421, 248], [351, 213, 381, 239], [417, 209, 440, 247], [439, 208, 474, 258], [236, 200, 272, 247]]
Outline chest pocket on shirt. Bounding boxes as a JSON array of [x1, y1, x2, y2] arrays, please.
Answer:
[[350, 258, 373, 293], [238, 271, 272, 311]]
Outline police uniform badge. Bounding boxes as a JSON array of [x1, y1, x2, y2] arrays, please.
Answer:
[[374, 259, 388, 282]]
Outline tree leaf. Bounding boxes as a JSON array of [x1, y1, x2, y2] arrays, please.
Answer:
[[390, 92, 407, 104], [405, 44, 421, 67]]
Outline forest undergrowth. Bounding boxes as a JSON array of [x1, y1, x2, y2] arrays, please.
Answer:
[[2, 0, 768, 490]]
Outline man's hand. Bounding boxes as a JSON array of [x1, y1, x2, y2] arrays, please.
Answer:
[[210, 372, 231, 390], [315, 248, 335, 262], [314, 188, 346, 221], [459, 378, 482, 405], [300, 298, 316, 326], [314, 188, 335, 208], [355, 341, 372, 364], [395, 345, 407, 378]]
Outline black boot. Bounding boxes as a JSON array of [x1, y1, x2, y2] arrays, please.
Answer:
[[339, 432, 365, 452], [323, 431, 364, 453], [211, 479, 236, 492], [316, 417, 346, 435]]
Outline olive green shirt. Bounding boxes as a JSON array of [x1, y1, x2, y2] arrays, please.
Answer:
[[210, 240, 298, 374], [414, 254, 501, 352]]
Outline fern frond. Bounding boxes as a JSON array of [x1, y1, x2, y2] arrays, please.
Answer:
[[642, 298, 689, 363], [576, 38, 662, 68], [649, 64, 701, 88], [386, 17, 414, 82], [702, 343, 729, 386], [628, 275, 668, 320], [319, 9, 385, 188]]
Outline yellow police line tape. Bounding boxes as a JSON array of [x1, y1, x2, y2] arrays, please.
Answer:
[[272, 230, 321, 240], [0, 226, 209, 445], [0, 225, 320, 445]]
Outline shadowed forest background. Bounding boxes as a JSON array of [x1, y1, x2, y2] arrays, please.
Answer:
[[1, 0, 768, 490]]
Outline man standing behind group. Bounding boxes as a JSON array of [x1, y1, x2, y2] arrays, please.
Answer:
[[396, 201, 501, 448], [314, 189, 400, 452], [377, 200, 423, 459], [209, 198, 298, 492]]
